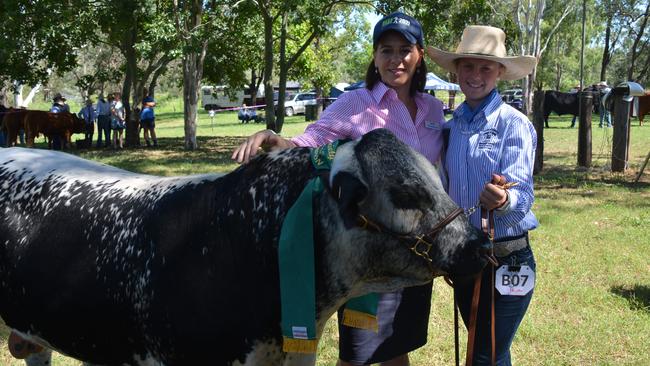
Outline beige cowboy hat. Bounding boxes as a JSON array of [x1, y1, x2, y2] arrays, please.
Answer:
[[426, 25, 537, 80]]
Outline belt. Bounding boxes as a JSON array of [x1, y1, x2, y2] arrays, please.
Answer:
[[493, 233, 528, 257]]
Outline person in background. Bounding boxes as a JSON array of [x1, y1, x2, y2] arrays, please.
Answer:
[[427, 25, 538, 366], [96, 93, 112, 147], [50, 93, 68, 150], [238, 103, 252, 123], [51, 93, 70, 114], [111, 92, 126, 149], [79, 98, 97, 148], [140, 96, 158, 147], [598, 81, 612, 128], [233, 12, 445, 366]]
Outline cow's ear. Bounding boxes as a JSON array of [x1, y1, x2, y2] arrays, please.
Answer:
[[330, 171, 368, 229]]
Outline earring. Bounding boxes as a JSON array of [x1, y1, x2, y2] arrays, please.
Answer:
[[375, 67, 378, 74], [416, 68, 420, 74]]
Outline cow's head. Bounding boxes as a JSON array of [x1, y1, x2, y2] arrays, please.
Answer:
[[319, 129, 487, 295]]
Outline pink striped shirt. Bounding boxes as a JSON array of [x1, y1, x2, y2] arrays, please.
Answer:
[[290, 82, 446, 164]]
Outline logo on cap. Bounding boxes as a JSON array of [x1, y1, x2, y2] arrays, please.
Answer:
[[382, 16, 411, 28]]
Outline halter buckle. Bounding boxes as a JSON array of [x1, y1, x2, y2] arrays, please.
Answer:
[[410, 236, 433, 263]]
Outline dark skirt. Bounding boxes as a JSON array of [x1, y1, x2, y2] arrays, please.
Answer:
[[338, 283, 433, 364]]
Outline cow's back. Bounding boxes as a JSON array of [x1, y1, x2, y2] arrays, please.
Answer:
[[0, 147, 313, 365], [1, 149, 156, 360]]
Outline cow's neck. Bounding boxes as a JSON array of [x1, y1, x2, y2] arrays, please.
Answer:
[[311, 194, 380, 326]]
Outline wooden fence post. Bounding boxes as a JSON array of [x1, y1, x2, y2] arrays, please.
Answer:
[[577, 91, 593, 168], [532, 90, 545, 174], [611, 95, 631, 172]]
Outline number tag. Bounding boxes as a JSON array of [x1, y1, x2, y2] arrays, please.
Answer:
[[495, 265, 535, 296]]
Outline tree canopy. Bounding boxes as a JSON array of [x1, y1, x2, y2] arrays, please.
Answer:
[[1, 0, 648, 140]]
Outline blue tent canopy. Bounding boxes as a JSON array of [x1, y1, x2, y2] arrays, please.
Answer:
[[425, 73, 460, 91], [344, 81, 366, 91], [342, 74, 459, 92]]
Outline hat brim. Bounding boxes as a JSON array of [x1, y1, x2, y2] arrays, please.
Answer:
[[426, 47, 536, 80]]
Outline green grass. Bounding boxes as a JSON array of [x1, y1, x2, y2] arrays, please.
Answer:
[[1, 111, 649, 365]]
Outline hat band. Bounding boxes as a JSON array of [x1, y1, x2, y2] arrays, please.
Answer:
[[454, 51, 507, 59]]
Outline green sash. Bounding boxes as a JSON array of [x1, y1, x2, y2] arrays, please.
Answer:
[[279, 140, 379, 354]]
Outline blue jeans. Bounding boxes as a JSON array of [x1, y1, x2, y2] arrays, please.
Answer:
[[454, 241, 536, 366], [97, 115, 111, 147], [599, 109, 611, 127]]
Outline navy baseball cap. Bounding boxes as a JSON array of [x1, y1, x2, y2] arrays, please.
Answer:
[[373, 12, 424, 47]]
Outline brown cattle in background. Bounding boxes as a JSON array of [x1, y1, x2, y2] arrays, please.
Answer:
[[1, 108, 28, 147], [23, 111, 84, 148], [636, 93, 650, 126]]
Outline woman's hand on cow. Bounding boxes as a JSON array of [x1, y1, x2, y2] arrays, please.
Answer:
[[479, 173, 509, 211], [231, 129, 296, 164]]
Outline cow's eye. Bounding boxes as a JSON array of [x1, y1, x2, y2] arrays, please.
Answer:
[[389, 185, 432, 210]]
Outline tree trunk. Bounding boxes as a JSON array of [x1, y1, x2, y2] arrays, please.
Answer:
[[533, 90, 545, 174], [148, 59, 169, 99], [23, 84, 41, 107], [275, 12, 289, 134], [123, 27, 139, 147], [0, 85, 8, 108], [12, 82, 23, 107], [182, 52, 200, 150], [600, 17, 612, 82], [628, 2, 649, 80], [249, 68, 258, 107], [262, 11, 276, 131], [448, 73, 457, 110], [555, 62, 561, 90], [524, 75, 532, 115]]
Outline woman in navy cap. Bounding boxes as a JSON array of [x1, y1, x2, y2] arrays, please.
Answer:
[[233, 12, 445, 366]]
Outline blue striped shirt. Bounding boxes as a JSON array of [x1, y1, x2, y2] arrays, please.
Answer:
[[445, 89, 538, 239]]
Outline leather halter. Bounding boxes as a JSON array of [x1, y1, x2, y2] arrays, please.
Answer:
[[317, 170, 465, 269], [355, 207, 465, 267]]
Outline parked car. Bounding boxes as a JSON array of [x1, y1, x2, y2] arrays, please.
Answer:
[[282, 92, 317, 116], [501, 89, 523, 103], [501, 89, 524, 111]]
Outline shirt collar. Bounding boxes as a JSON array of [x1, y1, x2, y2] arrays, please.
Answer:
[[370, 81, 393, 104], [453, 88, 503, 125], [370, 81, 425, 107]]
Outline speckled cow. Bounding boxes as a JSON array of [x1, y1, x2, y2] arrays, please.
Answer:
[[0, 129, 486, 366]]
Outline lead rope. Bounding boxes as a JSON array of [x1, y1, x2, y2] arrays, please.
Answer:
[[449, 180, 516, 366], [478, 206, 497, 366]]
